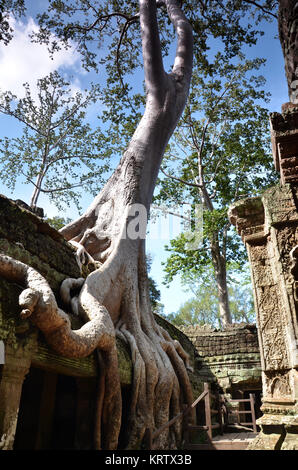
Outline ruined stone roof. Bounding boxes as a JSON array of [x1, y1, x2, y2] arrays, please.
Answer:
[[180, 323, 259, 358]]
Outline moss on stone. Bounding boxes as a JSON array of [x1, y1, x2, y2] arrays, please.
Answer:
[[0, 278, 37, 352], [0, 195, 80, 281], [229, 197, 263, 217], [116, 337, 132, 386], [0, 195, 205, 396], [154, 314, 197, 367]]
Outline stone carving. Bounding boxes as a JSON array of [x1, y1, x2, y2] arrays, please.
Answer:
[[249, 242, 289, 371], [229, 181, 298, 449]]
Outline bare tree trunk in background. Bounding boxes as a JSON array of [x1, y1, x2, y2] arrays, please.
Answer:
[[198, 177, 232, 327], [211, 237, 232, 328]]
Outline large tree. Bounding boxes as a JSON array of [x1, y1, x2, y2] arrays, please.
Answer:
[[155, 54, 278, 327], [0, 0, 195, 450], [0, 71, 110, 212], [278, 0, 298, 102]]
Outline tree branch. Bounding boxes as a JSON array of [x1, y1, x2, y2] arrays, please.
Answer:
[[139, 0, 166, 98], [26, 173, 96, 194], [115, 16, 139, 101], [160, 166, 202, 188], [65, 11, 139, 34], [43, 151, 102, 175], [152, 204, 192, 223], [242, 0, 278, 19], [166, 0, 193, 81], [0, 106, 46, 136]]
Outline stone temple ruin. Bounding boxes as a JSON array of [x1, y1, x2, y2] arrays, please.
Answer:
[[228, 105, 298, 449], [182, 324, 262, 399], [0, 109, 298, 450], [0, 206, 262, 450], [0, 197, 201, 450]]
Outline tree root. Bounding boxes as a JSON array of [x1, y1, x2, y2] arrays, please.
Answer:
[[0, 253, 122, 450], [61, 231, 196, 449], [60, 277, 85, 316], [117, 314, 194, 449], [68, 240, 97, 270], [0, 250, 194, 450]]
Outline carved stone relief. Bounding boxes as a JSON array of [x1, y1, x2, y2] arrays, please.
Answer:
[[249, 242, 289, 371], [264, 371, 292, 399]]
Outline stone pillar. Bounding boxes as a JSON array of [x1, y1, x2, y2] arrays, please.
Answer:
[[0, 346, 31, 450], [229, 163, 298, 448]]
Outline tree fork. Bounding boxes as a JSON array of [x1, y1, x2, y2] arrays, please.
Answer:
[[59, 0, 195, 449]]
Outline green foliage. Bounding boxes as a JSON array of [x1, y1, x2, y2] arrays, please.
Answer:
[[45, 215, 72, 230], [0, 0, 25, 45], [1, 1, 279, 190], [0, 71, 111, 211], [148, 276, 164, 315], [147, 253, 164, 315], [167, 265, 255, 328], [0, 1, 280, 323], [167, 278, 220, 327], [155, 51, 279, 291], [31, 0, 278, 161]]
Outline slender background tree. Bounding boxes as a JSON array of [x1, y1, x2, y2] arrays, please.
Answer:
[[154, 53, 278, 327], [165, 265, 255, 327], [0, 71, 110, 212]]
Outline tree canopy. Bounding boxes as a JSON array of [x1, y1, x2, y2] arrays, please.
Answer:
[[0, 0, 25, 45], [153, 50, 278, 326], [166, 265, 255, 328], [27, 0, 279, 159], [0, 71, 110, 211]]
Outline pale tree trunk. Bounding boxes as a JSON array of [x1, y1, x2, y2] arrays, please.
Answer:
[[0, 0, 195, 450], [30, 140, 49, 210], [210, 237, 232, 328], [30, 171, 44, 209], [198, 173, 232, 327]]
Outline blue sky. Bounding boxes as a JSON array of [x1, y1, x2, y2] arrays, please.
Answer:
[[0, 5, 289, 316]]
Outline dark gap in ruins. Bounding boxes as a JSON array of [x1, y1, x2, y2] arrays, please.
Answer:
[[50, 373, 77, 449], [228, 386, 263, 431], [14, 367, 44, 449], [13, 366, 99, 450], [117, 385, 133, 449], [291, 186, 298, 213]]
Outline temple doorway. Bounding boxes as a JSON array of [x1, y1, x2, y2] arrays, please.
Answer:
[[13, 366, 97, 449]]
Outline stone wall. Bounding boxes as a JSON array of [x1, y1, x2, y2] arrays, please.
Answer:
[[183, 324, 259, 357], [229, 160, 298, 449], [180, 324, 262, 393]]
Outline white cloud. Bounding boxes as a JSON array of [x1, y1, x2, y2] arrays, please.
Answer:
[[0, 16, 82, 98]]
